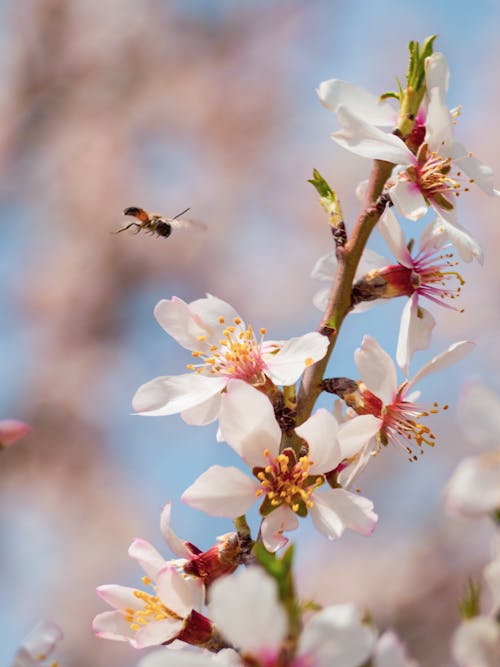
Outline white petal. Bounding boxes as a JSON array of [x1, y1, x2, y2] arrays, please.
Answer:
[[452, 617, 500, 667], [355, 335, 397, 404], [209, 567, 287, 654], [373, 630, 418, 667], [92, 610, 135, 642], [390, 179, 429, 221], [188, 294, 242, 334], [396, 297, 436, 376], [295, 409, 342, 473], [133, 374, 227, 416], [317, 79, 396, 126], [182, 466, 258, 517], [154, 298, 214, 351], [459, 381, 500, 448], [484, 558, 500, 614], [299, 604, 377, 667], [332, 106, 412, 164], [266, 332, 328, 386], [310, 488, 377, 539], [160, 504, 193, 559], [451, 142, 498, 196], [339, 441, 376, 489], [96, 584, 143, 611], [139, 648, 214, 667], [157, 565, 204, 616], [181, 393, 221, 426], [261, 505, 298, 553], [128, 539, 166, 580], [425, 88, 454, 154], [338, 415, 380, 459], [408, 340, 474, 390], [419, 217, 483, 264], [377, 208, 412, 267], [20, 621, 63, 660], [313, 286, 330, 312], [135, 619, 183, 648], [311, 252, 337, 281], [444, 453, 500, 517], [354, 248, 390, 280], [218, 380, 281, 465]]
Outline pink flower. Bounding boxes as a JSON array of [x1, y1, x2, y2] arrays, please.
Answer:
[[0, 420, 31, 449], [182, 381, 377, 552], [133, 295, 328, 425], [11, 621, 62, 667]]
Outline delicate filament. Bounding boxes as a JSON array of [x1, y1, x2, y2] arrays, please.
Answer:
[[412, 248, 465, 311], [124, 577, 181, 632]]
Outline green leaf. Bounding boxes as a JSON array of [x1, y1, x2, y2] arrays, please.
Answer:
[[254, 543, 295, 603]]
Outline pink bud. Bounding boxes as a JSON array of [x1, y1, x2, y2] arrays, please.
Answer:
[[0, 419, 32, 448]]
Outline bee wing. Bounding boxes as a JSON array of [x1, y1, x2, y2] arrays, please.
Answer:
[[168, 217, 208, 232]]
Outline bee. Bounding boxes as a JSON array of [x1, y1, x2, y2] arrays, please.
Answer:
[[114, 206, 207, 239]]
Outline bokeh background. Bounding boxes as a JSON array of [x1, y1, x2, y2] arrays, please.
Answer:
[[1, 1, 499, 666]]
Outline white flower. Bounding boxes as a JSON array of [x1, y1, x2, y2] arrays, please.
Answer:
[[452, 617, 500, 667], [133, 295, 328, 425], [444, 453, 500, 518], [337, 336, 474, 483], [11, 622, 62, 667], [182, 380, 377, 552], [372, 630, 419, 667]]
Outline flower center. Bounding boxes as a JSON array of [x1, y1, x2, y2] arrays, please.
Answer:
[[254, 448, 323, 515], [187, 316, 268, 384], [124, 576, 182, 632], [411, 248, 465, 311]]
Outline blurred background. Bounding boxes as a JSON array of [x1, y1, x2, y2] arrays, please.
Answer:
[[1, 1, 499, 665]]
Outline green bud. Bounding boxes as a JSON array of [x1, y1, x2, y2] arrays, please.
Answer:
[[309, 169, 346, 246]]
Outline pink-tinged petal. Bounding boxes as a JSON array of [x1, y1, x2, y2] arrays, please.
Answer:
[[265, 332, 328, 386], [160, 504, 193, 559], [338, 415, 380, 460], [295, 409, 342, 473], [317, 79, 396, 126], [390, 179, 429, 221], [299, 604, 377, 667], [408, 340, 474, 391], [396, 297, 436, 376], [377, 208, 413, 267], [154, 298, 213, 351], [0, 420, 31, 448], [157, 565, 204, 616], [355, 335, 397, 404], [450, 142, 499, 196], [444, 453, 500, 517], [19, 621, 63, 661], [218, 381, 281, 465], [419, 217, 483, 264], [188, 294, 242, 338], [425, 52, 450, 97], [484, 558, 500, 614], [96, 584, 143, 611], [425, 90, 453, 154], [373, 630, 418, 667], [139, 649, 215, 667], [459, 382, 500, 449], [332, 106, 412, 164], [128, 539, 166, 581], [181, 393, 221, 426], [261, 505, 298, 553], [311, 251, 337, 281], [133, 374, 227, 416], [209, 567, 287, 654], [355, 248, 390, 280], [92, 610, 135, 642], [313, 286, 330, 312], [310, 488, 377, 539], [135, 619, 184, 649], [452, 617, 500, 667], [339, 442, 375, 489], [182, 466, 258, 518]]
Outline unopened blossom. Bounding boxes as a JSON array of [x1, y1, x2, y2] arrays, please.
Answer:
[[0, 419, 31, 449], [138, 568, 378, 667], [318, 53, 498, 225], [452, 617, 500, 667], [11, 622, 62, 667], [182, 380, 377, 552], [336, 336, 473, 482], [133, 294, 328, 425]]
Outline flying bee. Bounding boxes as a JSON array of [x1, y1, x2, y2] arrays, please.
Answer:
[[114, 206, 207, 239]]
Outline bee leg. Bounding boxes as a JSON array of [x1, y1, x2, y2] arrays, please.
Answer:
[[113, 222, 140, 234]]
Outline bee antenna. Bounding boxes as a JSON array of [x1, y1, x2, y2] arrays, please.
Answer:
[[173, 207, 191, 220]]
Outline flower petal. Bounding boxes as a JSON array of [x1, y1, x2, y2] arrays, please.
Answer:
[[425, 52, 450, 97], [452, 616, 500, 667], [160, 503, 193, 559], [128, 539, 166, 581], [157, 565, 204, 616], [295, 409, 342, 473], [378, 208, 413, 267], [317, 79, 396, 126], [311, 251, 337, 281], [133, 374, 227, 417], [459, 382, 500, 448], [390, 179, 429, 221], [451, 142, 499, 196], [355, 335, 397, 404], [182, 466, 258, 518], [260, 505, 298, 553], [408, 340, 474, 390], [0, 419, 31, 448], [188, 294, 242, 335], [444, 453, 500, 517], [181, 393, 221, 426], [419, 217, 483, 264], [373, 630, 418, 667], [19, 621, 63, 661], [92, 610, 136, 643], [209, 567, 287, 654], [337, 415, 380, 460], [139, 649, 214, 667], [265, 332, 328, 386], [310, 488, 377, 539], [332, 106, 412, 164], [396, 297, 436, 376], [135, 619, 184, 649], [484, 558, 500, 615], [218, 380, 281, 465], [96, 584, 143, 611], [154, 298, 213, 351]]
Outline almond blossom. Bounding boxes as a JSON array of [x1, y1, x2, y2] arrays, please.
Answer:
[[336, 336, 474, 483], [11, 621, 62, 667], [182, 380, 377, 552], [318, 53, 498, 225], [133, 294, 328, 425], [0, 419, 31, 449]]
